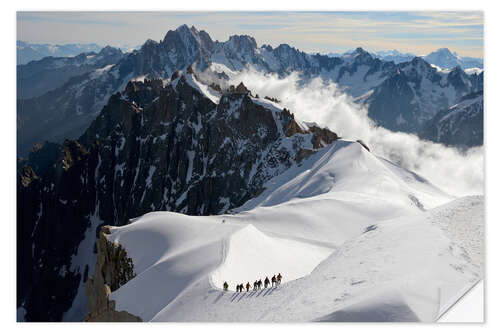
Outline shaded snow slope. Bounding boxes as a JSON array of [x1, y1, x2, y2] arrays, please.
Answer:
[[104, 141, 482, 322], [237, 140, 451, 211], [228, 140, 452, 245], [211, 225, 332, 291]]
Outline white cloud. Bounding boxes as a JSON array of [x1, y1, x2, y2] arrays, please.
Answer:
[[227, 69, 483, 197]]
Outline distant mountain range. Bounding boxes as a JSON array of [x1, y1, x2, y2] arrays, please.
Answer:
[[324, 48, 483, 70], [17, 41, 104, 65], [16, 41, 141, 65], [423, 48, 483, 70], [17, 26, 483, 157], [17, 46, 124, 99]]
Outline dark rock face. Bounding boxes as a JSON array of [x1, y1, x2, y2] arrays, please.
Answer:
[[85, 226, 141, 322], [419, 91, 484, 148], [17, 75, 338, 321], [366, 70, 421, 132], [17, 140, 100, 321]]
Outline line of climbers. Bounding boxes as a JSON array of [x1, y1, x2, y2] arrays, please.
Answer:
[[223, 273, 282, 292]]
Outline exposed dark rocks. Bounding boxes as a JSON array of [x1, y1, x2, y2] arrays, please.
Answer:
[[264, 96, 281, 103], [356, 140, 370, 152], [170, 70, 182, 81], [235, 82, 248, 94], [209, 83, 223, 93], [85, 226, 141, 322]]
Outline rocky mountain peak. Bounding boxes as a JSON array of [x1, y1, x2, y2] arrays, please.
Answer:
[[404, 56, 434, 76], [142, 39, 158, 49], [354, 47, 367, 54], [447, 66, 470, 91], [19, 165, 38, 187], [124, 78, 164, 107], [227, 34, 258, 51], [275, 43, 294, 53], [227, 82, 249, 94], [434, 47, 454, 56], [423, 48, 482, 71], [262, 44, 273, 52], [164, 24, 213, 49], [159, 25, 213, 73], [410, 56, 428, 66], [99, 45, 123, 57], [175, 23, 193, 34], [236, 82, 248, 93]]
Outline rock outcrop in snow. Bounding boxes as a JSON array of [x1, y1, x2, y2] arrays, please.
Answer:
[[85, 226, 141, 322]]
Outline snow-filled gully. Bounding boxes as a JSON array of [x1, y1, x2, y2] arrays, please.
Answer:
[[210, 225, 334, 291]]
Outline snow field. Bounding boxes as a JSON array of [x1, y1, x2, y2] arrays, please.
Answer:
[[105, 141, 482, 321], [211, 224, 333, 291]]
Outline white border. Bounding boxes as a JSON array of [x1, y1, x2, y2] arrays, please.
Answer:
[[2, 1, 497, 332]]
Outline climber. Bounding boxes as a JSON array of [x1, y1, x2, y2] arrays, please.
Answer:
[[223, 281, 228, 291], [258, 279, 262, 289], [246, 282, 251, 292], [271, 275, 277, 287], [254, 281, 258, 291], [264, 277, 270, 288], [277, 273, 282, 285]]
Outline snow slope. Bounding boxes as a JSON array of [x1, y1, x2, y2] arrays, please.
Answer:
[[104, 140, 482, 322]]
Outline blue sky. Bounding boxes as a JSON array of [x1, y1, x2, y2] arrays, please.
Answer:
[[17, 11, 483, 57]]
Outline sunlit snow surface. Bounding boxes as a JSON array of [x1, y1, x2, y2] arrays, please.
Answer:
[[106, 140, 483, 322]]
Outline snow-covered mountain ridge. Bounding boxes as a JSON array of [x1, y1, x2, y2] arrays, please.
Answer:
[[325, 48, 483, 70], [17, 25, 483, 156], [424, 48, 483, 70], [362, 57, 482, 133], [419, 90, 483, 148], [91, 141, 482, 322], [17, 46, 124, 99]]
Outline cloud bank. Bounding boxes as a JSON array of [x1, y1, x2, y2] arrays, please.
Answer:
[[227, 69, 483, 197]]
